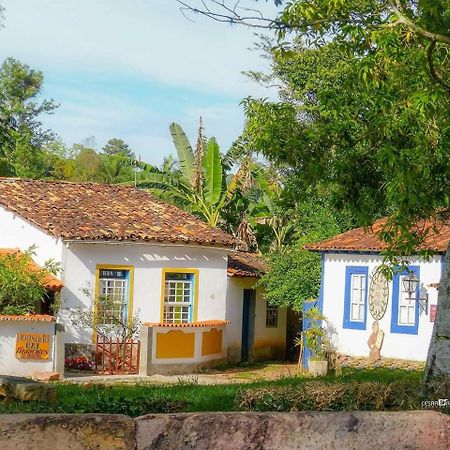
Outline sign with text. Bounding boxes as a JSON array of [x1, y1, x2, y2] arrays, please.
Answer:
[[15, 333, 50, 360], [430, 305, 437, 323]]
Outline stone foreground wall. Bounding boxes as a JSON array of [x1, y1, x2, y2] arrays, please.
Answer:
[[0, 411, 448, 450]]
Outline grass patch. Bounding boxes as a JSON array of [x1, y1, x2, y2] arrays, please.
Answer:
[[0, 368, 442, 416]]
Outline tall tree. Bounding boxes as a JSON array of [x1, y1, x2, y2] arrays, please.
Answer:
[[0, 58, 58, 177], [102, 138, 134, 158]]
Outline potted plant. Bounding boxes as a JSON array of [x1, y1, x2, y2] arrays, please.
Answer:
[[303, 306, 328, 376]]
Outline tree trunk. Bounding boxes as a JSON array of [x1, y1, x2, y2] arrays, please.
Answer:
[[424, 243, 450, 383]]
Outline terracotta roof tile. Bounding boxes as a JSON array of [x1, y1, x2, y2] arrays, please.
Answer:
[[306, 217, 450, 254], [0, 248, 63, 291], [0, 314, 55, 322], [227, 252, 268, 277], [143, 320, 230, 327], [0, 178, 237, 248]]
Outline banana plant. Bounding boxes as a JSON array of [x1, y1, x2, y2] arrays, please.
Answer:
[[138, 121, 245, 228]]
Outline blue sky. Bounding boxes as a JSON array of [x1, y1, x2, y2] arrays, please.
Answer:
[[0, 0, 279, 165]]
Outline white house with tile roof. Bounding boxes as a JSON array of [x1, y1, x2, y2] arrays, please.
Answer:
[[305, 218, 448, 362], [0, 178, 286, 373]]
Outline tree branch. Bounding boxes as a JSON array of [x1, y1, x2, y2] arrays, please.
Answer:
[[427, 40, 450, 93], [391, 1, 450, 46]]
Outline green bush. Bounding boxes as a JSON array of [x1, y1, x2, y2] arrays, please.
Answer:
[[83, 394, 188, 416], [235, 380, 422, 412]]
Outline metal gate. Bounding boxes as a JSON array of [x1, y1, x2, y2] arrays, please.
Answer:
[[94, 336, 140, 375]]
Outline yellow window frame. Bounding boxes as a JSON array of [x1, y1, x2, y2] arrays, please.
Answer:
[[93, 264, 135, 341], [160, 268, 199, 323]]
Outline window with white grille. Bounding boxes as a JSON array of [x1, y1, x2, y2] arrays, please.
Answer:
[[98, 269, 129, 325], [163, 272, 194, 323], [266, 302, 278, 328], [350, 273, 366, 322], [398, 275, 416, 326]]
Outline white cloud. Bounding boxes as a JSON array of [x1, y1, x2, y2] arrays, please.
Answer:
[[0, 0, 277, 97]]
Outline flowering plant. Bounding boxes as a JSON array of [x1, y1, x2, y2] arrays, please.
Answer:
[[64, 356, 94, 371]]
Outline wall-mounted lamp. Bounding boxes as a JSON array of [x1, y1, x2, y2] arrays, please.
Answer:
[[402, 273, 428, 314]]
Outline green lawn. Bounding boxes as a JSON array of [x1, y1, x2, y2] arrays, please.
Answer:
[[0, 368, 433, 416]]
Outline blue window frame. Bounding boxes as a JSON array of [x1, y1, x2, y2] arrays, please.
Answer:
[[391, 266, 420, 335], [343, 266, 368, 330]]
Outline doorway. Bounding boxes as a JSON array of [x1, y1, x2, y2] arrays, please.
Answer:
[[241, 289, 256, 362]]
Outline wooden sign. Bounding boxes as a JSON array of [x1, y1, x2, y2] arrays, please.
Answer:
[[430, 305, 437, 322], [15, 333, 50, 360]]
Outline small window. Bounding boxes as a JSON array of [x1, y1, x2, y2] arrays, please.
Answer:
[[163, 272, 194, 324], [343, 266, 368, 330], [266, 302, 278, 328], [97, 268, 130, 325]]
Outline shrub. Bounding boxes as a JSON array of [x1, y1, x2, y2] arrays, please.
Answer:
[[235, 380, 422, 412], [87, 395, 188, 416], [65, 356, 94, 371]]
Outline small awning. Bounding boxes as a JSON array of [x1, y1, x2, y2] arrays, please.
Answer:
[[0, 248, 63, 291]]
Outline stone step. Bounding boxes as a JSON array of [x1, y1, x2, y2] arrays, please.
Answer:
[[0, 375, 56, 402]]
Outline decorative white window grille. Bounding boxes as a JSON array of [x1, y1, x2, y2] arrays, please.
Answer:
[[163, 272, 194, 324], [98, 269, 128, 325], [398, 275, 416, 326], [350, 273, 366, 322]]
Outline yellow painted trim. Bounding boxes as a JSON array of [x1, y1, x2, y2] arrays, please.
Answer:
[[92, 264, 135, 343], [160, 268, 200, 323]]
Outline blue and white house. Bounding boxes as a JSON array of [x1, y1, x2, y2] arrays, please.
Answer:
[[305, 218, 448, 362]]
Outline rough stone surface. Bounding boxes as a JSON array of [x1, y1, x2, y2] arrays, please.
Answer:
[[32, 371, 60, 382], [0, 414, 135, 450], [0, 376, 56, 402], [0, 411, 447, 450], [135, 411, 450, 450]]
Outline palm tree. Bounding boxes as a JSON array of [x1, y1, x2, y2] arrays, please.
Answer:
[[138, 121, 246, 228]]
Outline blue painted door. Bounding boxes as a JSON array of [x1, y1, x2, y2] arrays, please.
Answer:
[[241, 289, 256, 362]]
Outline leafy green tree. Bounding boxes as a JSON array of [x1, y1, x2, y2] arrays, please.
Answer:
[[0, 57, 58, 177], [102, 138, 134, 158], [139, 122, 244, 228], [0, 248, 56, 315], [71, 144, 102, 182], [257, 196, 350, 311], [215, 1, 449, 382]]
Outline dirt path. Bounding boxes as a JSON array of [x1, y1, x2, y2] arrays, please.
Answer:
[[63, 362, 300, 385]]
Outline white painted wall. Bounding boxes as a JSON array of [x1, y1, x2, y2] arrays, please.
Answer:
[[59, 242, 230, 343], [322, 253, 442, 361], [0, 320, 56, 377], [0, 206, 62, 266]]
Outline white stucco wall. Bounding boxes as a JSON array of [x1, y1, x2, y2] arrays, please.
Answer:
[[322, 253, 442, 361], [0, 321, 56, 377], [59, 242, 230, 344], [0, 206, 63, 266]]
